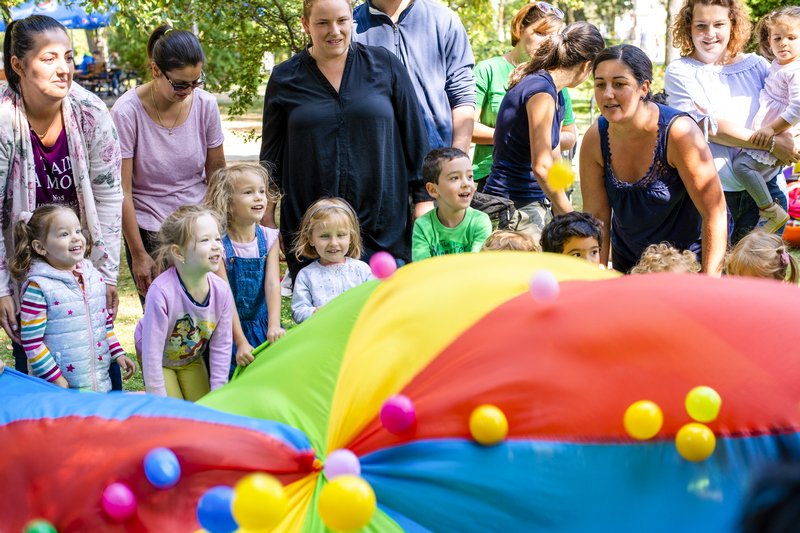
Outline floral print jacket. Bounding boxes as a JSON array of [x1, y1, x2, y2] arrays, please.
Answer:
[[0, 82, 123, 297]]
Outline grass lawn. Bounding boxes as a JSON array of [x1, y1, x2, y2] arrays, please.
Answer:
[[0, 258, 297, 392]]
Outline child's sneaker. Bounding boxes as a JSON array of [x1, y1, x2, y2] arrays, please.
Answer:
[[758, 202, 791, 234], [280, 274, 293, 297]]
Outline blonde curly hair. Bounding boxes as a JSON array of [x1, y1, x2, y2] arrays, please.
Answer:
[[630, 243, 700, 274], [482, 230, 538, 252]]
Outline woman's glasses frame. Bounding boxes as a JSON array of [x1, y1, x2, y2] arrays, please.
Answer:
[[163, 71, 206, 92]]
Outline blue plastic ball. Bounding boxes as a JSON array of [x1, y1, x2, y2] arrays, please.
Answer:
[[196, 486, 238, 533], [143, 447, 181, 489]]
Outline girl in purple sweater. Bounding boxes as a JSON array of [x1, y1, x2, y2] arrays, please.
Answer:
[[135, 205, 233, 400]]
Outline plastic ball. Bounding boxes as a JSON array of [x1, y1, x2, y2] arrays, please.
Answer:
[[101, 482, 136, 522], [529, 270, 559, 303], [324, 449, 362, 480], [196, 486, 238, 533], [23, 519, 57, 533], [143, 447, 181, 489], [623, 400, 664, 440], [675, 423, 716, 462], [318, 475, 376, 532], [685, 386, 722, 423], [547, 160, 575, 191], [469, 404, 508, 445], [380, 394, 416, 434], [369, 251, 398, 279], [231, 473, 288, 530]]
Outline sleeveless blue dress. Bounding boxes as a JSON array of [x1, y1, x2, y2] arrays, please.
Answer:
[[599, 103, 702, 273]]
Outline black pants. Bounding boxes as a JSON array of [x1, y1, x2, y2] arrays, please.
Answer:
[[13, 340, 122, 390]]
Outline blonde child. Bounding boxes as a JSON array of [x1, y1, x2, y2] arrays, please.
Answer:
[[725, 230, 799, 283], [482, 230, 538, 251], [10, 205, 135, 391], [134, 205, 234, 400], [630, 243, 701, 274], [733, 6, 800, 233], [205, 163, 284, 373], [292, 198, 374, 324]]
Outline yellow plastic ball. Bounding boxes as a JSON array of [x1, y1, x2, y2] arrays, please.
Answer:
[[547, 161, 575, 191], [685, 386, 722, 423], [675, 423, 716, 462], [469, 404, 508, 445], [231, 473, 288, 531], [318, 475, 376, 532], [623, 400, 664, 440]]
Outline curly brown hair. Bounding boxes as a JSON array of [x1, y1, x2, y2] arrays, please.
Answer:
[[671, 0, 752, 59]]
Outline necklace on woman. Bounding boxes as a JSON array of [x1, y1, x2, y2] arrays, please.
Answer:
[[150, 82, 183, 135], [28, 112, 59, 140]]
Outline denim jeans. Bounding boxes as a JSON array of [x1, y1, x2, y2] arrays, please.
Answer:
[[725, 175, 788, 245]]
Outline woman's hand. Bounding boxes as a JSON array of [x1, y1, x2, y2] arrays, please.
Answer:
[[105, 285, 119, 321], [117, 355, 137, 380], [235, 341, 255, 367], [0, 295, 20, 344], [131, 253, 158, 297], [772, 132, 800, 166]]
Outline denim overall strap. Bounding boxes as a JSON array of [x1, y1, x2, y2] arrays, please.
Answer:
[[222, 230, 269, 324]]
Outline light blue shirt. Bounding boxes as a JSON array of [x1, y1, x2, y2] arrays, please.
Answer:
[[291, 258, 375, 323], [664, 54, 773, 191]]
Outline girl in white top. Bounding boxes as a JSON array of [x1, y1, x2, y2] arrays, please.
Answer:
[[112, 25, 225, 302], [730, 7, 800, 232], [291, 198, 374, 324]]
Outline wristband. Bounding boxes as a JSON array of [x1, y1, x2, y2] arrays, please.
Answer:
[[768, 135, 776, 154]]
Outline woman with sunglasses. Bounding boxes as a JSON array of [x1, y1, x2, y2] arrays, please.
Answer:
[[472, 2, 577, 191], [483, 22, 605, 244], [0, 16, 123, 384], [112, 25, 225, 302]]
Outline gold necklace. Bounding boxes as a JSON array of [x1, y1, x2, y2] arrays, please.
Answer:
[[150, 82, 183, 135], [29, 111, 59, 140]]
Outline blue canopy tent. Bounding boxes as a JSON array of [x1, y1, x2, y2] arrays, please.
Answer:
[[0, 1, 115, 31]]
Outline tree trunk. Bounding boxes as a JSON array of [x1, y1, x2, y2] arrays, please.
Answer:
[[496, 0, 505, 41], [665, 0, 682, 64]]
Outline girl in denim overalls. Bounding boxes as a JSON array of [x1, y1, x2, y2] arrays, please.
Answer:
[[205, 163, 285, 376]]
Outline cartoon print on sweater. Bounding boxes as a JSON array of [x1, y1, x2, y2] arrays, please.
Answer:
[[165, 314, 214, 361]]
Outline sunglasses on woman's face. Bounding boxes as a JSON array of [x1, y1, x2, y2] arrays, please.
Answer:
[[163, 71, 206, 92], [536, 2, 564, 19]]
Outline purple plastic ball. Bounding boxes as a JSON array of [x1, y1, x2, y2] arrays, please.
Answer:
[[323, 449, 362, 480], [101, 482, 136, 522], [529, 270, 560, 302], [369, 251, 398, 280], [380, 394, 416, 434]]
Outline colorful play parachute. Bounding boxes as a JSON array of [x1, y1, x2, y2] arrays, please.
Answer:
[[3, 252, 800, 531]]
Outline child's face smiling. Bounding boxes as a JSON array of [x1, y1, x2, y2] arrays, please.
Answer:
[[230, 172, 268, 226], [34, 210, 86, 271], [427, 157, 476, 216], [310, 217, 351, 266], [562, 236, 600, 264]]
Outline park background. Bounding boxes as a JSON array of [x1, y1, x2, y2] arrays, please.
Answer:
[[0, 0, 790, 389]]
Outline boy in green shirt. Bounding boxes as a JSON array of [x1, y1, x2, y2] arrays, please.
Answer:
[[412, 148, 493, 261]]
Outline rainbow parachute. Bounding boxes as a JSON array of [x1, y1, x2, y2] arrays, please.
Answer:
[[2, 253, 800, 531]]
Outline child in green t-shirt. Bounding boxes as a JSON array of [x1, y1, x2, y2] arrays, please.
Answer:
[[412, 148, 492, 261]]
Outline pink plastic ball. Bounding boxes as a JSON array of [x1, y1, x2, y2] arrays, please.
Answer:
[[529, 270, 559, 302], [101, 482, 136, 522], [380, 394, 416, 434], [369, 251, 398, 279]]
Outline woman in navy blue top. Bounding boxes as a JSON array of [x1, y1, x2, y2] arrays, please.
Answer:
[[580, 45, 727, 274], [484, 22, 604, 243]]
